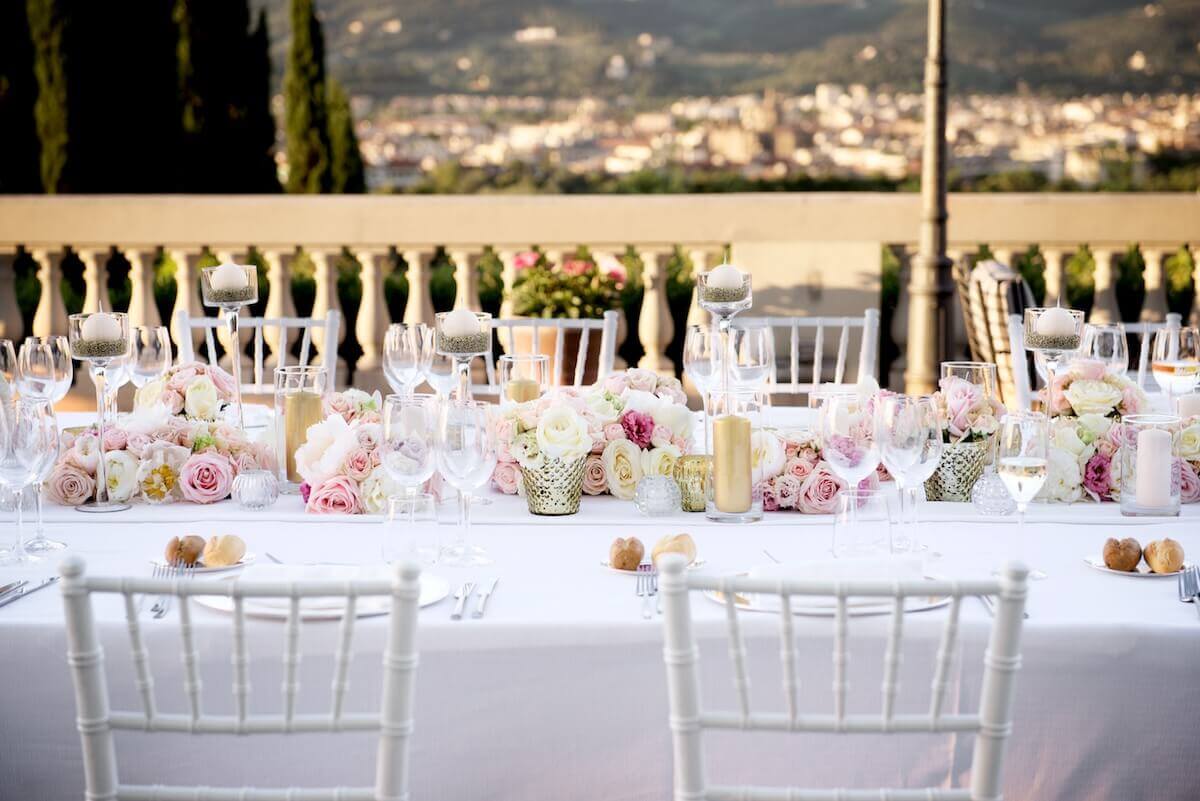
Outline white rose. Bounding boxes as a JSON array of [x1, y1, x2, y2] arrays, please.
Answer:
[[134, 378, 166, 410], [602, 438, 644, 500], [625, 368, 659, 393], [1038, 448, 1082, 503], [584, 390, 621, 424], [1179, 423, 1200, 462], [1062, 379, 1122, 417], [359, 466, 399, 514], [536, 405, 592, 460], [343, 388, 380, 413], [651, 401, 694, 443], [751, 430, 786, 483], [104, 450, 139, 502], [620, 389, 660, 416], [1052, 425, 1087, 457], [184, 375, 221, 420], [641, 443, 681, 478], [1076, 413, 1112, 442], [294, 415, 359, 486]]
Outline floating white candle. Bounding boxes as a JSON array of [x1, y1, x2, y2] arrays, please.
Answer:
[[442, 308, 480, 337], [1177, 393, 1200, 419], [706, 263, 744, 289], [1134, 427, 1172, 508], [81, 312, 121, 341], [1035, 306, 1077, 338], [210, 262, 250, 291]]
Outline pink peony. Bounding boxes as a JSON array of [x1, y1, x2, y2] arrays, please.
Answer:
[[46, 463, 95, 505], [773, 474, 802, 510], [1179, 459, 1200, 504], [621, 410, 655, 449], [179, 452, 234, 504], [603, 422, 626, 442], [1083, 452, 1114, 502], [491, 461, 521, 495], [582, 454, 608, 495], [343, 447, 374, 481], [798, 461, 847, 515], [306, 476, 361, 514]]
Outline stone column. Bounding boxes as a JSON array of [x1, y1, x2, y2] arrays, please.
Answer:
[[636, 249, 675, 376], [168, 249, 205, 347], [1089, 249, 1120, 324], [77, 248, 106, 314], [497, 249, 518, 320], [262, 249, 297, 367], [354, 248, 390, 394], [0, 251, 24, 341], [1139, 248, 1168, 322], [31, 248, 69, 337], [309, 248, 346, 383], [402, 249, 436, 326], [124, 248, 161, 329], [449, 248, 482, 312], [1041, 247, 1068, 307], [685, 248, 711, 329]]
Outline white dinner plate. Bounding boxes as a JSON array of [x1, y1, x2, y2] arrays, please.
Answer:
[[149, 554, 257, 575], [192, 573, 451, 621], [1082, 555, 1191, 578], [600, 558, 705, 575], [701, 573, 950, 617]]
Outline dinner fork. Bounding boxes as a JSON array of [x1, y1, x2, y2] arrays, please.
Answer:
[[637, 563, 657, 620], [153, 563, 194, 619], [139, 563, 164, 616]]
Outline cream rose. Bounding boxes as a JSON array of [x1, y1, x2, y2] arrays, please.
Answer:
[[294, 415, 360, 486], [536, 405, 592, 460], [1062, 379, 1122, 417], [1179, 422, 1200, 462], [602, 438, 643, 500], [1076, 413, 1113, 443], [184, 375, 222, 420], [641, 443, 681, 478], [751, 430, 787, 483], [359, 466, 400, 514], [134, 377, 166, 410], [584, 390, 621, 424], [104, 450, 139, 502]]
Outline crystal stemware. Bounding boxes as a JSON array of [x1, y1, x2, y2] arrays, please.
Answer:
[[0, 339, 17, 405], [1023, 307, 1084, 415], [68, 312, 131, 513], [382, 394, 439, 511], [22, 336, 72, 406], [1151, 325, 1200, 409], [384, 323, 431, 397], [434, 310, 492, 402], [683, 324, 722, 451], [130, 325, 172, 388], [0, 399, 57, 563], [875, 394, 941, 553], [729, 322, 775, 393], [1079, 322, 1129, 377], [17, 341, 63, 402], [818, 392, 881, 488], [436, 400, 497, 566], [200, 262, 258, 430], [996, 410, 1049, 579]]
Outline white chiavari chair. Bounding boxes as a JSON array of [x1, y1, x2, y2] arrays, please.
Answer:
[[733, 310, 879, 397], [173, 308, 341, 394], [658, 555, 1029, 801], [59, 556, 423, 801], [475, 310, 619, 397]]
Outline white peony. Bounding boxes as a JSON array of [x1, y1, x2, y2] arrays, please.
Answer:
[[121, 402, 171, 436], [359, 466, 401, 514], [620, 389, 661, 416], [1062, 379, 1122, 417], [104, 450, 139, 502], [651, 401, 694, 443], [751, 429, 787, 483], [536, 405, 592, 460], [134, 378, 166, 410], [511, 430, 545, 470], [184, 375, 221, 420], [603, 438, 644, 500], [584, 390, 621, 424], [294, 415, 360, 486], [641, 443, 682, 478], [1179, 422, 1200, 462], [1038, 448, 1083, 503]]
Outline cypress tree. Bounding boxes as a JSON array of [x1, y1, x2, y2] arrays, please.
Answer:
[[26, 0, 70, 192], [245, 9, 280, 192], [0, 1, 42, 192], [327, 78, 365, 194], [285, 0, 331, 193]]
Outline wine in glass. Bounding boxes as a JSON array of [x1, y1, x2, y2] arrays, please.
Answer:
[[996, 410, 1049, 579], [1151, 325, 1200, 407], [436, 400, 497, 566]]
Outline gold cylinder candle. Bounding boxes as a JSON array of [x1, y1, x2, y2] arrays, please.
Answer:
[[674, 455, 711, 512], [283, 391, 324, 482], [506, 378, 541, 403], [712, 415, 752, 513]]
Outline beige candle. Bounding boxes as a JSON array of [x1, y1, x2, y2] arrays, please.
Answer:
[[506, 378, 541, 403], [284, 391, 324, 482], [712, 414, 751, 513]]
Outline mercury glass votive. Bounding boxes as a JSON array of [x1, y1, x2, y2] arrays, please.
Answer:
[[673, 455, 711, 512], [634, 475, 682, 516], [232, 469, 280, 511]]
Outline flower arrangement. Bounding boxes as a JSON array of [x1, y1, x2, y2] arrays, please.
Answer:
[[932, 375, 1004, 443], [132, 361, 237, 420], [752, 430, 889, 513], [1041, 359, 1147, 419], [492, 368, 692, 500], [510, 251, 626, 320]]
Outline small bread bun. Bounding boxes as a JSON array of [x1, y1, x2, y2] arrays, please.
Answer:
[[609, 537, 645, 571], [1144, 538, 1185, 574], [202, 535, 247, 567], [1102, 537, 1141, 572], [652, 533, 697, 566], [165, 534, 206, 566]]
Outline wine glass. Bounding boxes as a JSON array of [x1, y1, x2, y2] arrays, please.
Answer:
[[729, 322, 774, 392], [383, 323, 431, 397], [818, 392, 881, 488], [130, 325, 172, 388], [1151, 325, 1200, 407], [104, 346, 133, 418], [1079, 323, 1129, 377], [683, 325, 722, 451], [996, 410, 1049, 579], [436, 400, 497, 566], [381, 493, 440, 567], [16, 341, 64, 402], [23, 401, 64, 554], [24, 336, 73, 406], [423, 335, 458, 398], [874, 394, 942, 553], [831, 489, 891, 558], [382, 394, 438, 510], [0, 400, 57, 564], [0, 339, 16, 405]]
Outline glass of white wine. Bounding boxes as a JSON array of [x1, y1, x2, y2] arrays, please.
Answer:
[[996, 410, 1049, 579], [1151, 325, 1200, 407]]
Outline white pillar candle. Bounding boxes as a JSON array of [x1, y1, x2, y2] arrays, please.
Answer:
[[81, 312, 121, 341], [210, 262, 250, 291], [442, 307, 480, 337], [1134, 427, 1172, 508], [1176, 393, 1200, 419], [1035, 306, 1077, 337], [706, 263, 744, 289]]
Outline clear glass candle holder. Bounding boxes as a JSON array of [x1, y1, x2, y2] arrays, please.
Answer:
[[705, 388, 764, 523], [435, 310, 492, 402], [68, 312, 131, 514], [232, 469, 279, 511], [201, 263, 259, 431], [499, 353, 549, 405], [1023, 307, 1085, 415], [1120, 414, 1181, 517], [634, 475, 681, 516], [274, 365, 329, 493]]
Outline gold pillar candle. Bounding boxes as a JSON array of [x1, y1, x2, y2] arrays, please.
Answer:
[[506, 377, 541, 403], [283, 391, 324, 482], [674, 455, 711, 512], [712, 415, 752, 513]]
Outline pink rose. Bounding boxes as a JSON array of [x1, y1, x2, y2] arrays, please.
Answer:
[[66, 433, 100, 473], [305, 475, 361, 514], [326, 395, 354, 423], [798, 461, 847, 515], [125, 432, 152, 459], [785, 456, 815, 482], [606, 262, 627, 286], [46, 463, 95, 505], [491, 461, 520, 494], [757, 481, 779, 512], [359, 410, 382, 426], [160, 389, 184, 415], [1074, 360, 1107, 381], [604, 422, 626, 442], [650, 425, 673, 448], [206, 364, 237, 399], [603, 373, 629, 395], [343, 447, 374, 481], [497, 437, 514, 463], [625, 369, 659, 393], [1179, 459, 1200, 504], [621, 410, 654, 449], [671, 435, 689, 455], [166, 365, 199, 393], [561, 258, 591, 276], [939, 376, 983, 439], [1120, 386, 1143, 416], [773, 474, 802, 510], [179, 452, 234, 504], [875, 462, 892, 483], [582, 454, 608, 496], [103, 427, 128, 451], [1083, 452, 1114, 502], [232, 451, 260, 476]]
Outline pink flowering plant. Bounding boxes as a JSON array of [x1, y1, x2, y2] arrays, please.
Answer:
[[510, 252, 625, 320], [931, 375, 1005, 444], [752, 430, 887, 514]]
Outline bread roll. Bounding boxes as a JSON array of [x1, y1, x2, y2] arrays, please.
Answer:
[[652, 533, 697, 566], [1144, 538, 1185, 574], [202, 535, 247, 567], [1102, 537, 1141, 572], [609, 537, 644, 571], [165, 534, 205, 566]]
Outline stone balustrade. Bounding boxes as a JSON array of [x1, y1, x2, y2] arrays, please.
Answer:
[[0, 193, 1195, 395]]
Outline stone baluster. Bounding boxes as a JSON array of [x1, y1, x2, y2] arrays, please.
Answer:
[[309, 248, 346, 385], [684, 248, 711, 329], [449, 248, 482, 313], [402, 248, 436, 326], [353, 247, 390, 394], [31, 247, 69, 337], [77, 248, 106, 314], [636, 248, 674, 377], [888, 246, 913, 389], [1041, 247, 1068, 307], [591, 247, 627, 368], [497, 249, 518, 320], [0, 250, 22, 340], [262, 248, 297, 367], [1139, 247, 1168, 322], [168, 249, 206, 350], [212, 249, 250, 373], [123, 247, 161, 329], [1089, 249, 1120, 323]]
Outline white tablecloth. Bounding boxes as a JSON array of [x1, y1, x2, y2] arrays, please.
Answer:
[[3, 488, 1199, 801]]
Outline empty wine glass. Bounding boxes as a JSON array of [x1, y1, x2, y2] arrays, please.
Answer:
[[875, 394, 942, 553], [382, 394, 438, 511], [996, 410, 1049, 579], [729, 322, 774, 392], [1079, 323, 1129, 377], [23, 401, 64, 554], [819, 392, 880, 488], [0, 339, 16, 404], [24, 336, 72, 406], [0, 400, 57, 564], [436, 400, 497, 566], [423, 338, 458, 398], [384, 323, 431, 397], [1151, 325, 1200, 407], [130, 325, 171, 388], [831, 489, 892, 557], [683, 325, 722, 450], [16, 341, 64, 402], [381, 493, 440, 567]]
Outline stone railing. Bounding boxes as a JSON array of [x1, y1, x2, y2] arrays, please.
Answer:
[[0, 193, 1195, 394]]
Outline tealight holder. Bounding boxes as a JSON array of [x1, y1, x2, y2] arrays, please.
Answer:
[[232, 469, 280, 511], [435, 310, 492, 401], [200, 263, 258, 431], [1023, 307, 1084, 415], [274, 365, 329, 493], [68, 312, 131, 513], [673, 455, 711, 512], [1120, 414, 1181, 517], [499, 353, 549, 406], [634, 475, 682, 516], [697, 266, 753, 396]]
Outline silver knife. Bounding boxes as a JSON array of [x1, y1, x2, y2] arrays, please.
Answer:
[[0, 576, 59, 609], [0, 579, 28, 600], [472, 578, 499, 619]]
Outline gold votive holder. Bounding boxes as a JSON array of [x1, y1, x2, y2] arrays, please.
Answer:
[[674, 455, 711, 512]]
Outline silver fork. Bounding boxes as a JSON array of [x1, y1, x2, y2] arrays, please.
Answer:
[[140, 563, 164, 616], [637, 563, 656, 620], [154, 562, 193, 619], [1178, 566, 1200, 620]]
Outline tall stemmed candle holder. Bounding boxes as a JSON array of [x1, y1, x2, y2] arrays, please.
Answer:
[[697, 264, 752, 395], [435, 309, 492, 402], [68, 312, 131, 513], [1120, 414, 1181, 517], [1023, 307, 1084, 415], [200, 262, 258, 430]]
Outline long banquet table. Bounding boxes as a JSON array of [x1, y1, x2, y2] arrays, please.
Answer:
[[3, 486, 1199, 801]]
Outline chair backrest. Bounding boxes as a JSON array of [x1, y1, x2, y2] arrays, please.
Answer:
[[474, 310, 619, 397], [58, 556, 422, 801], [659, 556, 1029, 801], [965, 260, 1034, 408], [173, 308, 341, 394], [735, 310, 879, 397]]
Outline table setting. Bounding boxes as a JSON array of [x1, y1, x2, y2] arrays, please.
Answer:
[[2, 264, 1200, 801]]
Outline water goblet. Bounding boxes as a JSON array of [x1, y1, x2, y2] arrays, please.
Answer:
[[23, 336, 72, 406], [382, 394, 439, 512], [0, 399, 58, 563], [424, 338, 459, 398], [875, 394, 941, 553], [436, 400, 497, 566], [130, 325, 172, 388], [0, 339, 16, 404], [68, 311, 131, 513], [818, 392, 881, 489], [17, 341, 64, 402], [382, 493, 440, 567], [384, 323, 431, 397], [683, 324, 722, 451], [996, 410, 1049, 579], [1151, 325, 1200, 408], [729, 322, 775, 393], [22, 399, 65, 554]]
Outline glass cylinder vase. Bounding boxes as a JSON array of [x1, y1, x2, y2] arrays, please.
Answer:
[[705, 388, 763, 523], [274, 365, 329, 493], [1120, 414, 1181, 517]]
